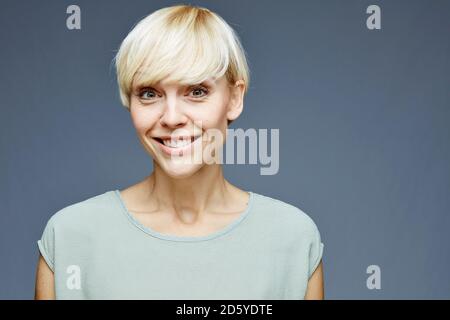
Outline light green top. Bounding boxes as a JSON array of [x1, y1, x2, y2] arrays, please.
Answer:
[[37, 190, 324, 299]]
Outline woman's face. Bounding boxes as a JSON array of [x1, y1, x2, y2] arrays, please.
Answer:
[[129, 75, 244, 178]]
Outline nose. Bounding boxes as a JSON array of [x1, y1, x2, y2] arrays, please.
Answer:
[[159, 95, 188, 128]]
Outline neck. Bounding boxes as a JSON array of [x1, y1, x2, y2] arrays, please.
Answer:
[[142, 161, 233, 220]]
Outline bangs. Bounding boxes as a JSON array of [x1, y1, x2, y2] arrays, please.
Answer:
[[114, 5, 250, 109], [132, 16, 230, 89]]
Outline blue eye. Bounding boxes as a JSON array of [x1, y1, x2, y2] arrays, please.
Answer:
[[139, 89, 158, 100], [136, 86, 209, 101], [189, 86, 209, 98]]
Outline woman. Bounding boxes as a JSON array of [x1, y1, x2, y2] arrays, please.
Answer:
[[35, 4, 324, 300]]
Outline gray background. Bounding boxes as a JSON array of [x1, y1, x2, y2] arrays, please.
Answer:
[[1, 0, 449, 299]]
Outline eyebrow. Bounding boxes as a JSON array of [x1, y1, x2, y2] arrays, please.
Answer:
[[134, 79, 215, 90]]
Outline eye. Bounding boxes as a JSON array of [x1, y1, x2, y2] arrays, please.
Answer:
[[189, 86, 209, 99], [138, 88, 159, 100]]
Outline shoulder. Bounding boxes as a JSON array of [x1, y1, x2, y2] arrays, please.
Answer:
[[43, 190, 116, 232], [251, 191, 321, 239]]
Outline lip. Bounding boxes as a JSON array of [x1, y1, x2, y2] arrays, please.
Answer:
[[151, 135, 203, 156], [156, 135, 196, 141]]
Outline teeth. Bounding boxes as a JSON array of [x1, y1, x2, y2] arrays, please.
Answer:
[[162, 137, 193, 148]]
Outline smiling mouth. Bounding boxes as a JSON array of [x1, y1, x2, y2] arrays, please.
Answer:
[[153, 135, 202, 148]]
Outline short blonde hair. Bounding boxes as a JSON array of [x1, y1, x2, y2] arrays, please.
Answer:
[[113, 4, 251, 110]]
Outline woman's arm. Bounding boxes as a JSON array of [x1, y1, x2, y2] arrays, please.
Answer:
[[304, 260, 324, 300], [34, 254, 55, 300]]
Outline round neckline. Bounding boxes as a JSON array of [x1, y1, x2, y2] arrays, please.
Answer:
[[112, 189, 255, 242]]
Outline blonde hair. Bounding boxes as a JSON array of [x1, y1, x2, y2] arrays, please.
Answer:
[[113, 4, 251, 110]]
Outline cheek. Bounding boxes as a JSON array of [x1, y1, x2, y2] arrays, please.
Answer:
[[130, 107, 157, 134], [193, 100, 229, 129]]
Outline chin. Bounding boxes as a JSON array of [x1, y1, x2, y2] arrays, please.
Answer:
[[158, 161, 205, 179]]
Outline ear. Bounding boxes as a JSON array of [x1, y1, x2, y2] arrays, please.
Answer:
[[226, 80, 246, 124]]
